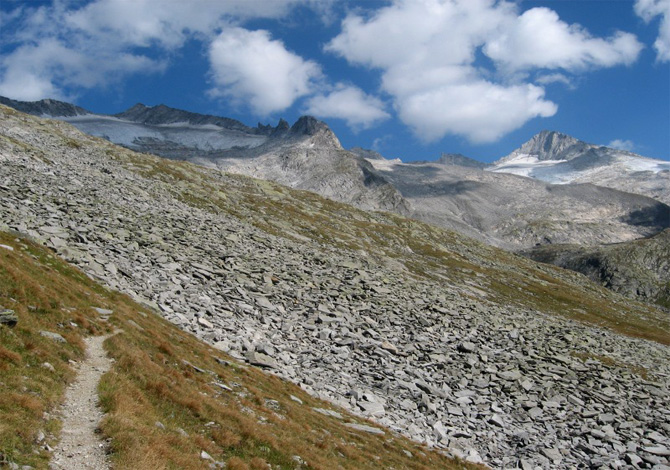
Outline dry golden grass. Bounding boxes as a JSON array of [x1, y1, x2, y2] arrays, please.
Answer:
[[0, 232, 111, 468], [0, 230, 482, 470]]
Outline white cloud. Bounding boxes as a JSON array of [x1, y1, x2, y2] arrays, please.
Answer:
[[0, 38, 164, 101], [0, 0, 328, 103], [208, 28, 322, 115], [395, 77, 557, 143], [304, 84, 389, 130], [327, 0, 642, 143], [484, 7, 642, 71], [607, 139, 635, 152], [63, 0, 309, 49], [535, 73, 575, 89], [635, 0, 670, 62]]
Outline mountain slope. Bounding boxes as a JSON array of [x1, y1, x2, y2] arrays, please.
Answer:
[[0, 96, 408, 215], [0, 95, 90, 117], [523, 228, 670, 309], [0, 231, 475, 470], [490, 131, 670, 204], [366, 156, 669, 249], [1, 97, 668, 250], [1, 104, 670, 469]]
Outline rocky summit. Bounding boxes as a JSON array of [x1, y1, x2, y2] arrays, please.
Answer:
[[2, 104, 670, 469]]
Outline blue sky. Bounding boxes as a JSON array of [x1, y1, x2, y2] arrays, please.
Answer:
[[1, 0, 668, 163]]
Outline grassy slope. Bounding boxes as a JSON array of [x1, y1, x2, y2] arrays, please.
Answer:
[[0, 231, 482, 470]]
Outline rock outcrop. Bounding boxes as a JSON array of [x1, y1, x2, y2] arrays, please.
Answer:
[[523, 229, 670, 309]]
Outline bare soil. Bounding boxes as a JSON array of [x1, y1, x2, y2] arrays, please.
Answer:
[[49, 334, 114, 470]]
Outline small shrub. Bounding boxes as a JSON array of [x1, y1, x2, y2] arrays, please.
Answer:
[[250, 457, 270, 470], [212, 428, 241, 448], [226, 457, 249, 470], [0, 346, 21, 364]]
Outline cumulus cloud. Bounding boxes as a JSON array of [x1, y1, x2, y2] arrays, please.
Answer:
[[208, 28, 322, 115], [63, 0, 309, 49], [0, 37, 164, 101], [304, 84, 389, 130], [484, 7, 642, 71], [635, 0, 670, 62], [0, 0, 328, 104], [395, 77, 556, 143], [607, 139, 635, 152], [327, 0, 642, 143]]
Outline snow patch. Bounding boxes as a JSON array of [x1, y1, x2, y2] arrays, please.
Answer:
[[58, 115, 267, 151], [488, 152, 670, 185]]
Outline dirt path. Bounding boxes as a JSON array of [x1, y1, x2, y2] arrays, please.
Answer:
[[49, 334, 114, 470]]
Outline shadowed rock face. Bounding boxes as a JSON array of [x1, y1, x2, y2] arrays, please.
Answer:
[[523, 229, 670, 309], [114, 103, 262, 134], [2, 96, 668, 250]]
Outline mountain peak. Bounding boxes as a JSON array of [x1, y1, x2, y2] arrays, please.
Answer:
[[492, 130, 595, 165], [289, 116, 326, 136], [0, 95, 90, 117], [279, 116, 342, 149], [516, 130, 588, 161]]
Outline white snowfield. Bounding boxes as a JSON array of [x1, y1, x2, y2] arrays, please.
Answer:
[[489, 152, 670, 185], [57, 114, 268, 151]]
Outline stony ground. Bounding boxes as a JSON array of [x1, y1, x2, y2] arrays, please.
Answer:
[[1, 108, 670, 469]]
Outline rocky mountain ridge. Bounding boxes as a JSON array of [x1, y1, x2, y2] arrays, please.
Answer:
[[490, 131, 670, 204], [2, 96, 668, 252], [497, 130, 594, 163], [1, 104, 670, 469], [523, 229, 670, 310]]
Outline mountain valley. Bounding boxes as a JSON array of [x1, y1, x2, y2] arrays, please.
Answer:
[[1, 103, 670, 469]]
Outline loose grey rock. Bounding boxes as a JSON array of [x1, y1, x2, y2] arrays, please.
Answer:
[[40, 331, 66, 343], [644, 446, 670, 457], [0, 309, 18, 328], [343, 422, 385, 435], [458, 341, 477, 353], [245, 351, 278, 369], [1, 106, 669, 470]]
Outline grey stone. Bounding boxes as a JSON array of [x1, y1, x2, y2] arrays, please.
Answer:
[[245, 351, 278, 369], [343, 422, 385, 435], [488, 414, 504, 427], [0, 309, 18, 328], [39, 331, 66, 343], [541, 447, 563, 462], [458, 341, 477, 353], [644, 447, 670, 457], [313, 408, 343, 419]]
